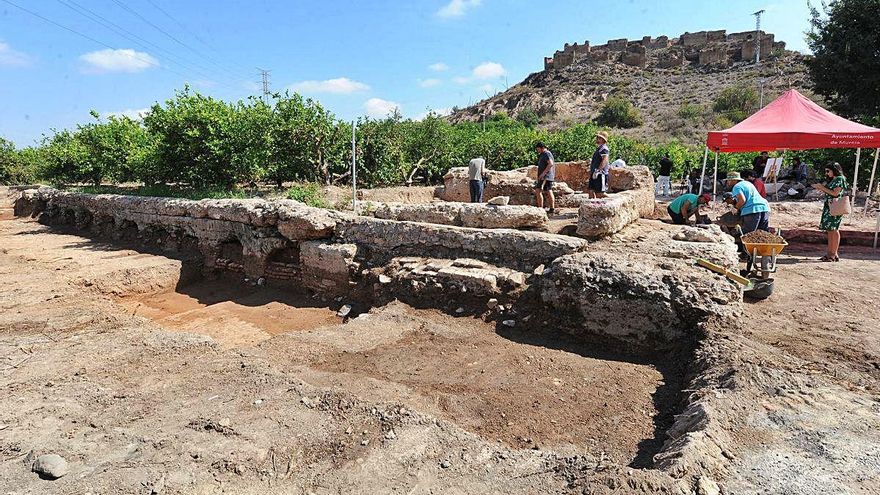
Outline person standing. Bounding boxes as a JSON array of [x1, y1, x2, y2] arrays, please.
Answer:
[[532, 142, 556, 213], [811, 162, 849, 262], [724, 171, 771, 234], [588, 132, 610, 198], [656, 154, 673, 197], [667, 193, 711, 225], [468, 156, 487, 203]]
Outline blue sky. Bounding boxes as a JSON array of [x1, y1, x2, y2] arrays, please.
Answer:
[[1, 0, 813, 146]]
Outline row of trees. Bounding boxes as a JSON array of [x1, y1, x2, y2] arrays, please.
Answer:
[[3, 87, 768, 190]]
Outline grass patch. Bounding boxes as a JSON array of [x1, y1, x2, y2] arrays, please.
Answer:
[[69, 184, 254, 200], [285, 183, 329, 208]]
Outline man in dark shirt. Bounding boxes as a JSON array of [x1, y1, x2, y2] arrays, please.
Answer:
[[656, 154, 673, 197], [588, 132, 610, 198], [533, 142, 556, 213]]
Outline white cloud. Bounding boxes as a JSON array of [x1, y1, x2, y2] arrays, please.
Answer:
[[478, 84, 495, 94], [79, 48, 158, 73], [0, 41, 33, 67], [452, 62, 506, 85], [436, 0, 482, 18], [104, 108, 151, 120], [288, 77, 370, 94], [428, 62, 449, 72], [419, 78, 442, 88], [364, 98, 400, 118], [472, 61, 505, 79]]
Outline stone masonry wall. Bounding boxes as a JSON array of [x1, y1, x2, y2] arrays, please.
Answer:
[[544, 28, 783, 71], [14, 187, 742, 347]]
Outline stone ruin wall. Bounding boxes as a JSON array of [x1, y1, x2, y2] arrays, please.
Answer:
[[544, 29, 787, 71], [13, 186, 741, 348]]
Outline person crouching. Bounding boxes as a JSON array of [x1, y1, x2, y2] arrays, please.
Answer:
[[667, 193, 711, 225], [724, 171, 771, 234]]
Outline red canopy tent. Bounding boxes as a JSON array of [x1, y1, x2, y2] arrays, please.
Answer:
[[700, 89, 880, 214]]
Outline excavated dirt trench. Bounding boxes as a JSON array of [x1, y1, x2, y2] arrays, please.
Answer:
[[111, 262, 690, 468], [0, 208, 693, 469]]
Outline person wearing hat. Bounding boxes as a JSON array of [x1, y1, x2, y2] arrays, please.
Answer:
[[667, 192, 711, 225], [725, 171, 771, 234], [588, 132, 610, 198], [532, 142, 556, 213]]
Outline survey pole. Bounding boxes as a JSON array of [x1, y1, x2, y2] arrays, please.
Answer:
[[351, 120, 357, 215]]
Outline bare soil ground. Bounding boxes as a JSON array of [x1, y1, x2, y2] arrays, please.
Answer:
[[0, 216, 681, 493], [2, 194, 879, 494]]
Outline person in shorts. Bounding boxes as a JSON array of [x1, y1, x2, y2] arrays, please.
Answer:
[[588, 132, 610, 198], [533, 142, 556, 213]]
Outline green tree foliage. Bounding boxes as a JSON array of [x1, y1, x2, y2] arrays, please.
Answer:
[[0, 138, 41, 185], [514, 107, 540, 128], [268, 92, 347, 186], [143, 88, 246, 187], [713, 85, 758, 123], [596, 97, 643, 128], [22, 85, 839, 194], [808, 0, 880, 119]]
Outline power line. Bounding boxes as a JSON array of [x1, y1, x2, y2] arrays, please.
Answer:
[[108, 0, 245, 81], [143, 0, 254, 75], [1, 0, 157, 70], [0, 0, 236, 91], [54, 0, 240, 89]]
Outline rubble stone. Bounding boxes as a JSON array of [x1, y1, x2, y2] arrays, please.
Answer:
[[371, 202, 548, 230], [300, 241, 358, 293], [542, 252, 742, 343], [437, 167, 575, 205], [335, 216, 587, 272]]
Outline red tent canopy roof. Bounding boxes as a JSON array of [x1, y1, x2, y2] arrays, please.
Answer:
[[706, 89, 880, 152]]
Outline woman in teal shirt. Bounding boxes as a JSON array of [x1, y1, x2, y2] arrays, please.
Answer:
[[667, 193, 711, 225]]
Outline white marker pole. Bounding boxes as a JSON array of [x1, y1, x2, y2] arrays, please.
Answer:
[[698, 147, 709, 194], [712, 151, 719, 199], [852, 147, 861, 210], [351, 120, 357, 215], [864, 148, 879, 215]]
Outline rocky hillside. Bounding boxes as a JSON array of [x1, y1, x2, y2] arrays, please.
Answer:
[[449, 50, 813, 145]]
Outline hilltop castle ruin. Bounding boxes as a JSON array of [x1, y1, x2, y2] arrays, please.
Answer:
[[543, 29, 786, 71]]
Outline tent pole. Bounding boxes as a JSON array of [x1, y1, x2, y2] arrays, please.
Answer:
[[775, 150, 785, 201], [852, 148, 861, 210], [698, 147, 709, 194], [712, 152, 719, 199], [875, 209, 880, 249], [865, 148, 879, 215]]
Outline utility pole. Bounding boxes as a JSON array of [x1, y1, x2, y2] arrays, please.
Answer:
[[257, 68, 271, 102], [752, 9, 765, 65]]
